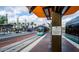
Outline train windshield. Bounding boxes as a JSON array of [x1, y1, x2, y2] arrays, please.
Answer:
[[37, 27, 44, 32]]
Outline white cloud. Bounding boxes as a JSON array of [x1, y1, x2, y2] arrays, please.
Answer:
[[0, 6, 50, 27], [0, 6, 30, 23], [0, 10, 6, 15], [13, 6, 29, 15]]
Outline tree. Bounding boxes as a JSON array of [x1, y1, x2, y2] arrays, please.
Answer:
[[0, 16, 7, 24], [31, 22, 34, 29], [33, 23, 37, 28], [27, 22, 29, 29]]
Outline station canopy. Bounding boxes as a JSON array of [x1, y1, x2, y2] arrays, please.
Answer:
[[27, 6, 79, 19]]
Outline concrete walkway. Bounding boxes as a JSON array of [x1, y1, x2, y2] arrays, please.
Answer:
[[30, 33, 51, 52], [62, 36, 79, 52]]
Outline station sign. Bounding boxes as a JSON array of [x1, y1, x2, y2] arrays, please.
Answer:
[[52, 26, 61, 35]]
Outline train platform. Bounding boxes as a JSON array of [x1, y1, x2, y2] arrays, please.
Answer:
[[62, 34, 79, 52], [64, 34, 79, 44], [29, 33, 51, 52], [21, 33, 51, 52]]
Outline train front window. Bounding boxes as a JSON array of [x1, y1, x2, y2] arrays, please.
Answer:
[[37, 27, 44, 32]]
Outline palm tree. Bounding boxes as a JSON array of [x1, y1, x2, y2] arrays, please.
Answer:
[[31, 22, 34, 29], [22, 23, 25, 31], [34, 24, 37, 27], [26, 22, 29, 29]]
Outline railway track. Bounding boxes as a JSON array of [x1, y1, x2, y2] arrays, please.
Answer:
[[0, 35, 40, 52]]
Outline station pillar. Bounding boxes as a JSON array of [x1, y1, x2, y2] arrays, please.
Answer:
[[51, 11, 61, 52]]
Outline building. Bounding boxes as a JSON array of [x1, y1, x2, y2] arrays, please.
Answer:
[[0, 24, 13, 33]]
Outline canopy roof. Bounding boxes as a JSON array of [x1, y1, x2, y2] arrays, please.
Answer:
[[32, 6, 46, 18], [64, 6, 79, 15], [27, 6, 79, 18]]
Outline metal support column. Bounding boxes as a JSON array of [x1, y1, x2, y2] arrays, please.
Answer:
[[51, 12, 61, 52]]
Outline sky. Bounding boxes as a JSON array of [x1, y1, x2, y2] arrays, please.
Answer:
[[0, 6, 51, 26], [0, 6, 79, 27], [62, 10, 79, 27]]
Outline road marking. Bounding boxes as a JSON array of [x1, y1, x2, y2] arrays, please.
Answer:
[[21, 34, 47, 52], [62, 36, 79, 49]]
